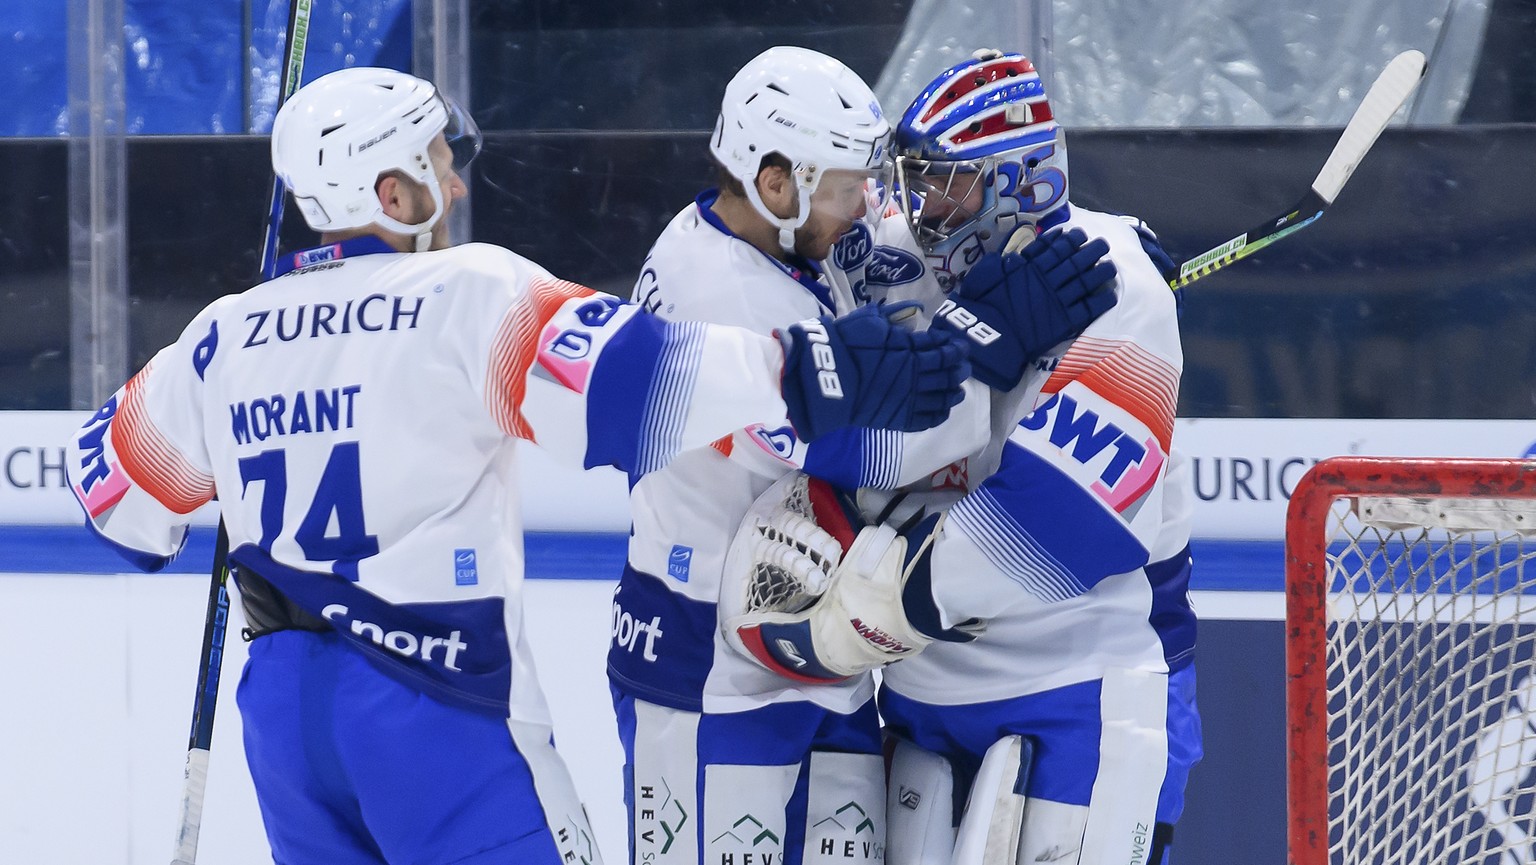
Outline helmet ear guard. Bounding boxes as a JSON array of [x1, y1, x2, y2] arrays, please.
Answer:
[[272, 66, 482, 249]]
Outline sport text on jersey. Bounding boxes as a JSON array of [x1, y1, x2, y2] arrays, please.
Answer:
[[243, 294, 426, 348]]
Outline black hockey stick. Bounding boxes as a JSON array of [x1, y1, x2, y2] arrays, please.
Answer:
[[170, 3, 311, 863], [1169, 49, 1427, 291]]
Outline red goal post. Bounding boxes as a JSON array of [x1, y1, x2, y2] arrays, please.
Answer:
[[1286, 457, 1536, 865]]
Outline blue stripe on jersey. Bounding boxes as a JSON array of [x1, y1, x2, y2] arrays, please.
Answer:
[[582, 313, 700, 475], [802, 428, 906, 490], [859, 429, 904, 489], [1147, 545, 1196, 671], [637, 321, 706, 475], [607, 562, 720, 711], [950, 444, 1150, 601], [83, 513, 181, 572], [948, 488, 1086, 603], [229, 544, 512, 715]]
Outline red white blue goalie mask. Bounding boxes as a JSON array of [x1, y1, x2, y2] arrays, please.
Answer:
[[894, 51, 1068, 290]]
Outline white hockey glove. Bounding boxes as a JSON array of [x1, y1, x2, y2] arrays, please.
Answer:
[[726, 509, 972, 683]]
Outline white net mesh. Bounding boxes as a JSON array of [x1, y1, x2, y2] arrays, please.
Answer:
[[743, 474, 827, 616], [1324, 495, 1536, 865]]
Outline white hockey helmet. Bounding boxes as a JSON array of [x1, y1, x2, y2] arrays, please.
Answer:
[[894, 50, 1068, 289], [711, 46, 893, 253], [271, 66, 481, 248]]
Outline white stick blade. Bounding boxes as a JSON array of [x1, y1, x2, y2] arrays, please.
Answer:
[[1311, 49, 1427, 203]]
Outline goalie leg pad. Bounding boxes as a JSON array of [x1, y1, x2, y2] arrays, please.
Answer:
[[803, 751, 887, 864], [886, 737, 957, 865], [952, 735, 1033, 865]]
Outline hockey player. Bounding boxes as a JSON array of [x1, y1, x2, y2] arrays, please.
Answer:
[[62, 67, 977, 865], [606, 47, 1120, 865], [738, 51, 1201, 865]]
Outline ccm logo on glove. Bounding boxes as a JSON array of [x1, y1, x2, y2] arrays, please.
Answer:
[[933, 299, 1002, 347], [795, 318, 844, 399]]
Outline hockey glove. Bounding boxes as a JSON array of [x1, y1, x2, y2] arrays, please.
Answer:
[[728, 510, 967, 683], [930, 227, 1118, 391], [1117, 213, 1185, 319], [778, 302, 969, 442]]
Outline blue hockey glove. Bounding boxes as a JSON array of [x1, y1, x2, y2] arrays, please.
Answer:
[[778, 302, 969, 442], [930, 227, 1118, 391], [1117, 213, 1184, 318]]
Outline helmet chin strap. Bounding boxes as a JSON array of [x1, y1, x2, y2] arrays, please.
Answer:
[[743, 180, 815, 257], [375, 172, 447, 252]]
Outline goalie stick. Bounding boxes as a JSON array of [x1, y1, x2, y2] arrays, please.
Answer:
[[170, 3, 311, 863], [1169, 49, 1427, 291]]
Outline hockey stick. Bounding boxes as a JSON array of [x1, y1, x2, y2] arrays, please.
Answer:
[[1169, 49, 1427, 291], [260, 0, 313, 280], [169, 4, 311, 864]]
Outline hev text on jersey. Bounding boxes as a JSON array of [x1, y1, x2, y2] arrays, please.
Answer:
[[243, 294, 426, 348]]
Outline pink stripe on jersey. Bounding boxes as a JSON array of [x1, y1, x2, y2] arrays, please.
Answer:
[[114, 365, 215, 514], [486, 276, 594, 440], [1040, 337, 1179, 452]]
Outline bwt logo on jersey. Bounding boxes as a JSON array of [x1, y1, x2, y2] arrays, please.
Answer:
[[321, 604, 469, 670], [832, 223, 873, 271], [1020, 392, 1164, 516], [292, 243, 341, 268], [864, 247, 923, 286], [72, 397, 131, 517]]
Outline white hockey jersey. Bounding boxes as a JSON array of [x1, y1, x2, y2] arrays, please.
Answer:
[[608, 190, 994, 715], [66, 237, 813, 722], [880, 207, 1196, 706]]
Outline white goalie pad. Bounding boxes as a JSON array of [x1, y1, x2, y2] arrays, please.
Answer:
[[887, 738, 957, 865], [720, 472, 944, 682]]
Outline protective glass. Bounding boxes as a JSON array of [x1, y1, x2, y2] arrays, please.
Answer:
[[896, 155, 995, 251]]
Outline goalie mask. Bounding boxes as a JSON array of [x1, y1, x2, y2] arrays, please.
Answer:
[[712, 46, 895, 255], [895, 50, 1068, 290], [271, 67, 482, 250]]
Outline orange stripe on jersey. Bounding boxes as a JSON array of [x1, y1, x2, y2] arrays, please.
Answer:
[[486, 276, 595, 440], [1040, 337, 1179, 451], [710, 434, 734, 457], [113, 364, 215, 514]]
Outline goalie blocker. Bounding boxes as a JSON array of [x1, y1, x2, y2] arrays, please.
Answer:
[[721, 473, 980, 682]]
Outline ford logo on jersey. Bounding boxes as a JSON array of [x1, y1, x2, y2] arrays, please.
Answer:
[[865, 247, 923, 286], [832, 222, 874, 271]]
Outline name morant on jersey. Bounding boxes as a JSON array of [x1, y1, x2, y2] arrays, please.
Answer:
[[230, 384, 363, 445], [243, 294, 427, 348]]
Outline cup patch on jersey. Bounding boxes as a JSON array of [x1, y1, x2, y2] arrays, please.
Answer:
[[454, 548, 479, 586], [667, 545, 693, 582]]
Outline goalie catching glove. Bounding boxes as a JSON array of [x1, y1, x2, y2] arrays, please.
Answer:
[[931, 227, 1118, 391], [721, 474, 981, 683]]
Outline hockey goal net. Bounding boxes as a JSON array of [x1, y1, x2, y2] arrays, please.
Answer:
[[1287, 457, 1536, 865]]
